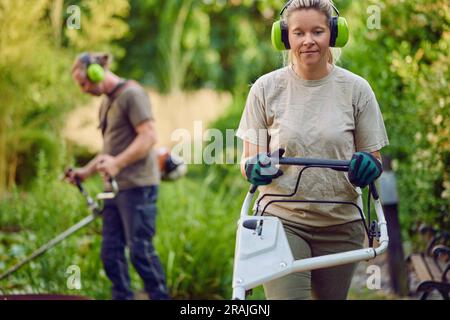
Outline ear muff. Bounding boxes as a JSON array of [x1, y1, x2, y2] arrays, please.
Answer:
[[271, 20, 291, 50], [271, 2, 349, 51], [329, 16, 349, 47], [79, 53, 105, 83]]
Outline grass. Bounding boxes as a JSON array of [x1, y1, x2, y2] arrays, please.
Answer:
[[348, 287, 399, 300], [0, 167, 109, 298], [155, 163, 248, 299]]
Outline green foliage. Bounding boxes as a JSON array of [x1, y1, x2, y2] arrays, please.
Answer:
[[0, 0, 130, 194], [117, 0, 353, 93], [342, 0, 449, 233], [156, 166, 247, 299], [118, 0, 288, 92], [0, 154, 109, 298], [65, 0, 129, 52], [1, 0, 65, 192]]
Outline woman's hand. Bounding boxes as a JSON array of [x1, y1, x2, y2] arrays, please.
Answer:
[[348, 151, 383, 188], [245, 149, 285, 186]]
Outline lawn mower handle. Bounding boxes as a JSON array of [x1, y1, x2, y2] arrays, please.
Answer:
[[278, 157, 349, 168], [249, 156, 350, 194]]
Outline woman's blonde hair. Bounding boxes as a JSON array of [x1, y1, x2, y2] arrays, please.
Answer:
[[281, 0, 341, 65]]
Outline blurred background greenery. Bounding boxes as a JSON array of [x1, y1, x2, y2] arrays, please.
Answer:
[[0, 0, 448, 299]]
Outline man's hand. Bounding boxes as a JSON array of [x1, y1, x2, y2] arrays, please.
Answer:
[[96, 154, 122, 178], [64, 167, 90, 185]]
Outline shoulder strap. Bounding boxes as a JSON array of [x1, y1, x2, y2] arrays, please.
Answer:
[[98, 79, 130, 135]]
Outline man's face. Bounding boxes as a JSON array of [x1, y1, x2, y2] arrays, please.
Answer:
[[288, 9, 331, 67], [72, 68, 103, 96]]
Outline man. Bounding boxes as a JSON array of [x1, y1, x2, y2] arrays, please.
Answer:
[[67, 52, 170, 300]]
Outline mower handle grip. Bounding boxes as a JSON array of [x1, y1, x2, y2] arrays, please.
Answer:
[[249, 154, 350, 194], [278, 157, 349, 168]]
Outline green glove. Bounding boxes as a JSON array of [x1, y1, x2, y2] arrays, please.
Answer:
[[348, 152, 383, 188], [245, 149, 284, 186]]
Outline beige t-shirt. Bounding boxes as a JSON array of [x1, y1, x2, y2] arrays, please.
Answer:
[[99, 85, 160, 190], [236, 65, 389, 227]]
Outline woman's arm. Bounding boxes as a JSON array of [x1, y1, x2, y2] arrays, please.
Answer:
[[371, 150, 382, 163]]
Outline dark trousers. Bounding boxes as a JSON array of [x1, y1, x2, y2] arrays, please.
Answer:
[[101, 186, 170, 300]]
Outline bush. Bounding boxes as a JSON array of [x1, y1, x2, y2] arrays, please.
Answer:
[[342, 0, 449, 236]]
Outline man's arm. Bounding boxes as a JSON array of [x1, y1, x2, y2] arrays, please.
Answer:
[[115, 119, 157, 169], [97, 120, 157, 177], [81, 154, 103, 176], [65, 154, 102, 184]]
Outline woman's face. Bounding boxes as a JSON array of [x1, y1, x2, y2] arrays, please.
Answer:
[[287, 9, 331, 67]]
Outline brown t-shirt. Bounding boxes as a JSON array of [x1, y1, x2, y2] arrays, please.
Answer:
[[99, 84, 160, 190], [236, 65, 389, 227]]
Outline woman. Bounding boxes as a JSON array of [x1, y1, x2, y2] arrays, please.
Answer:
[[236, 0, 389, 300]]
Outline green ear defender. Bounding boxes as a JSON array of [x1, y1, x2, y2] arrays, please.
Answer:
[[271, 0, 349, 51], [271, 20, 288, 51], [329, 13, 349, 48], [79, 52, 105, 83]]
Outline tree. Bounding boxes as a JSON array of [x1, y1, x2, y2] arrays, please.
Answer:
[[0, 0, 130, 195], [118, 0, 287, 93]]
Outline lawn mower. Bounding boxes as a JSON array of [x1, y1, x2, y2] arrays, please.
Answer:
[[232, 155, 389, 300]]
